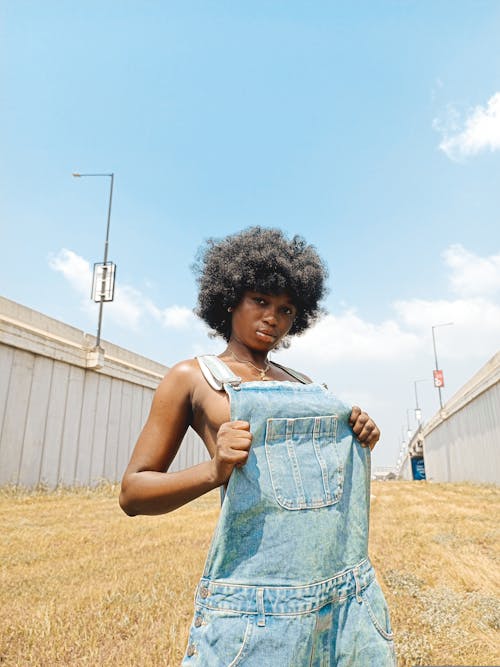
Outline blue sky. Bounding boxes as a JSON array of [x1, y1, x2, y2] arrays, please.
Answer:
[[1, 1, 500, 468]]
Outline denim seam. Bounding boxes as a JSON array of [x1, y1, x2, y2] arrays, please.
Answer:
[[286, 420, 306, 505], [265, 414, 339, 441], [274, 496, 342, 510], [312, 424, 331, 502], [200, 557, 371, 592], [197, 586, 372, 617], [228, 617, 254, 667], [361, 589, 395, 641]]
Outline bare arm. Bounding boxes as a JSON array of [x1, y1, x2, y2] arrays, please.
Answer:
[[119, 361, 252, 516]]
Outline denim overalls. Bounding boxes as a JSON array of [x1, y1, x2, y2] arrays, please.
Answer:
[[182, 356, 396, 666]]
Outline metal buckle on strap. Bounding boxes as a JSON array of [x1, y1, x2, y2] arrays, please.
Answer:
[[201, 355, 242, 388], [224, 378, 242, 390]]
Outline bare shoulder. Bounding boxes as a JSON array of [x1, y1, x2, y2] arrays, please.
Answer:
[[152, 358, 205, 404], [165, 358, 202, 381]]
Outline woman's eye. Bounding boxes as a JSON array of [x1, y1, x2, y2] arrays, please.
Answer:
[[254, 297, 266, 305]]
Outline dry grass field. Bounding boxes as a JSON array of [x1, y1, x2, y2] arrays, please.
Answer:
[[0, 481, 498, 666]]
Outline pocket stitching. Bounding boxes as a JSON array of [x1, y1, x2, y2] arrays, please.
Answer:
[[285, 430, 307, 506], [228, 616, 253, 666], [361, 589, 394, 641], [312, 434, 332, 502]]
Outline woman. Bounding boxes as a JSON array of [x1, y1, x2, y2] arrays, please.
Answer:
[[120, 227, 396, 665]]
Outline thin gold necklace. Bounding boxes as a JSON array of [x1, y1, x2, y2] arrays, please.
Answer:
[[229, 349, 271, 380]]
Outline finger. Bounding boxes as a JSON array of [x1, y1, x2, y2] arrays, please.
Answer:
[[218, 422, 251, 440], [368, 424, 380, 449], [220, 449, 250, 466], [228, 436, 253, 450], [351, 412, 369, 436], [217, 430, 252, 455], [360, 426, 380, 450], [218, 421, 249, 435], [227, 420, 251, 430], [349, 406, 361, 425], [357, 422, 375, 445]]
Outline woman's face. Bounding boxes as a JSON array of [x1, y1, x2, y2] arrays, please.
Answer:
[[229, 291, 297, 350]]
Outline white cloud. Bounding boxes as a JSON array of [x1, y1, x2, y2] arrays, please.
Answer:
[[48, 249, 92, 296], [162, 305, 196, 328], [49, 248, 196, 332], [281, 244, 500, 368], [436, 92, 500, 160], [108, 285, 144, 330], [442, 244, 500, 297], [283, 292, 500, 370], [285, 311, 420, 364], [145, 301, 197, 329], [394, 296, 500, 360]]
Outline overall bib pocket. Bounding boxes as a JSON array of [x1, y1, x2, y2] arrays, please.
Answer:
[[264, 415, 343, 510]]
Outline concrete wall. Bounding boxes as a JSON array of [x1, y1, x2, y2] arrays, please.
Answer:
[[399, 453, 413, 481], [0, 296, 208, 487], [423, 352, 499, 484]]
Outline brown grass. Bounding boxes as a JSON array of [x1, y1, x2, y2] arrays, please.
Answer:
[[0, 481, 498, 666]]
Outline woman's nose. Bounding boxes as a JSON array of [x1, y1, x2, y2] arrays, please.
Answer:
[[262, 307, 278, 324]]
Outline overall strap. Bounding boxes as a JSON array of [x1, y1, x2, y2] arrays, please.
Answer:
[[197, 355, 242, 391], [270, 360, 310, 384]]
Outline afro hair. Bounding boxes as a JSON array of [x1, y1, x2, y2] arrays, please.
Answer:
[[193, 226, 328, 341]]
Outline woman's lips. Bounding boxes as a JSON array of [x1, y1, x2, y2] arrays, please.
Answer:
[[256, 330, 276, 342]]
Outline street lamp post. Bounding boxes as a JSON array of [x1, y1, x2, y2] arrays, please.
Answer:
[[413, 378, 428, 424], [72, 172, 115, 348], [397, 429, 407, 477], [401, 425, 407, 449], [406, 408, 413, 440], [431, 322, 454, 409]]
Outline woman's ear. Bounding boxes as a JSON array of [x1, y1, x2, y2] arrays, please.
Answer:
[[273, 335, 292, 350]]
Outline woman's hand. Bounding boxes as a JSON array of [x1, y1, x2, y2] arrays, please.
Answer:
[[349, 406, 380, 451], [211, 420, 253, 485]]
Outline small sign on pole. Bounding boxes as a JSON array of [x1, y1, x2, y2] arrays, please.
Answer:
[[433, 369, 444, 388], [91, 262, 116, 302]]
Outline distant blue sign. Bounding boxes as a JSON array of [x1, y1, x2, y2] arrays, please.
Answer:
[[411, 456, 426, 480]]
